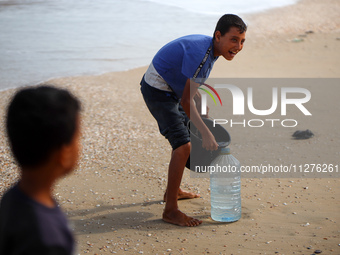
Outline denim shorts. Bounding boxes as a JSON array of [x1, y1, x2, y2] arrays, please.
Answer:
[[140, 77, 190, 150]]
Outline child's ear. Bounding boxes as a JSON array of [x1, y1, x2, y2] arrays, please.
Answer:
[[58, 144, 74, 170]]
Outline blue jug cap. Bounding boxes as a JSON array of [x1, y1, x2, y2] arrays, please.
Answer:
[[220, 147, 230, 154]]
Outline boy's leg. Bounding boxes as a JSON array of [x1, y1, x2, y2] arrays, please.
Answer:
[[163, 104, 200, 202], [141, 81, 202, 226], [162, 142, 202, 226]]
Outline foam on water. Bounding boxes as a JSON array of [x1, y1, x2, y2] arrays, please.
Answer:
[[145, 0, 298, 15]]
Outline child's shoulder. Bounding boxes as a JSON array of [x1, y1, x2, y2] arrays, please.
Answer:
[[1, 184, 20, 208], [174, 34, 212, 44], [0, 184, 73, 253], [0, 184, 33, 224]]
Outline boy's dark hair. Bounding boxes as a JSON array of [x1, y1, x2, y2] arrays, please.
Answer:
[[213, 14, 247, 40], [6, 85, 81, 168]]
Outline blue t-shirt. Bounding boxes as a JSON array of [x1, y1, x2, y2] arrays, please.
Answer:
[[152, 34, 218, 98]]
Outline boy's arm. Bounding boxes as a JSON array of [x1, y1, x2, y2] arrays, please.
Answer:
[[193, 90, 209, 118], [181, 79, 218, 151]]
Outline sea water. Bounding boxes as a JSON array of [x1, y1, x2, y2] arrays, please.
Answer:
[[0, 0, 298, 90]]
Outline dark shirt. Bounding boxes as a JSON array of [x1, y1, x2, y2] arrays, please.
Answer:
[[0, 184, 74, 255]]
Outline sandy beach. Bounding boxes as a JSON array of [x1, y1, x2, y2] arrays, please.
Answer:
[[1, 0, 340, 254]]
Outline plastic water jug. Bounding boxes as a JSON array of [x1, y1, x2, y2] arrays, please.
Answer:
[[210, 147, 241, 222]]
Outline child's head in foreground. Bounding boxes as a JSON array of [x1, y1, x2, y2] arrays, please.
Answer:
[[6, 85, 81, 174]]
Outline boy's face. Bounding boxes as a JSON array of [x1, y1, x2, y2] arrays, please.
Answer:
[[213, 26, 246, 60]]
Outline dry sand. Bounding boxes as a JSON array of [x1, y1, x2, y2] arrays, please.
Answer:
[[0, 0, 339, 254]]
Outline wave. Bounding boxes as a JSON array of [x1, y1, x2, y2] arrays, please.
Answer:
[[143, 0, 298, 15]]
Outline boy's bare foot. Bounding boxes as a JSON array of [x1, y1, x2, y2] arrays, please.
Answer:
[[163, 188, 200, 202], [162, 209, 202, 227]]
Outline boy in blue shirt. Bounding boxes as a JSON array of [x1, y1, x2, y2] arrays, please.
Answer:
[[141, 14, 246, 226], [0, 86, 81, 254]]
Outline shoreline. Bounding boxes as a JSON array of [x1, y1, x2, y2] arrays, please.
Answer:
[[1, 0, 339, 254], [1, 0, 339, 93]]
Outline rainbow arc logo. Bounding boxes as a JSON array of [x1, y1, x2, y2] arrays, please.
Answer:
[[198, 83, 222, 106]]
